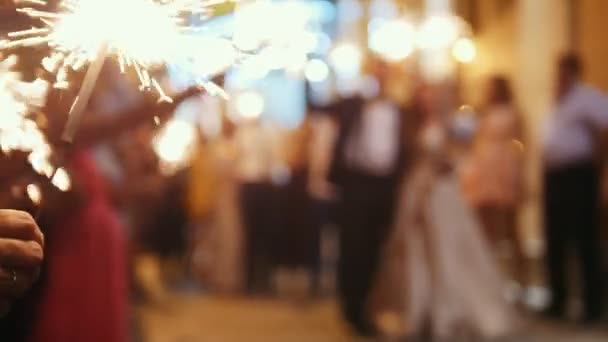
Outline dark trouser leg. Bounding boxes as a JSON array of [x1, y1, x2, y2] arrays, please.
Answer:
[[239, 184, 256, 293], [544, 172, 569, 315], [240, 183, 270, 294], [579, 217, 604, 319], [337, 189, 393, 335], [573, 168, 603, 319], [545, 164, 604, 319], [279, 170, 317, 270], [338, 199, 373, 334]]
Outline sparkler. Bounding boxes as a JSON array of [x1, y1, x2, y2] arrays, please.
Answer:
[[3, 0, 328, 179], [2, 0, 236, 141], [0, 54, 70, 207], [0, 55, 54, 178]]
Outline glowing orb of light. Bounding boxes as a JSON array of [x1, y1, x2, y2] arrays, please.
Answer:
[[153, 119, 197, 175], [368, 19, 416, 62], [304, 59, 330, 83], [452, 37, 476, 64], [235, 91, 265, 119], [329, 42, 362, 79], [416, 15, 461, 50]]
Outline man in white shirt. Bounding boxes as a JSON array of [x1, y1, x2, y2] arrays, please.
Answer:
[[316, 60, 406, 337], [542, 54, 608, 322]]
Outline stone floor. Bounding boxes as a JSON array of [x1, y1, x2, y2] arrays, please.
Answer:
[[139, 295, 349, 342], [138, 294, 608, 342]]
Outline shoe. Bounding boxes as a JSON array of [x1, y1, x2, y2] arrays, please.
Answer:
[[580, 311, 602, 325], [541, 306, 564, 321], [352, 320, 378, 339]]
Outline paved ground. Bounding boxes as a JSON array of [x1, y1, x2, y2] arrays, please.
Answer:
[[138, 294, 608, 342], [139, 295, 349, 342]]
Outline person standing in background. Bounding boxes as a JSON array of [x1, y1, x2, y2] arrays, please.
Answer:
[[393, 83, 514, 340], [25, 65, 201, 342], [320, 59, 407, 337], [542, 53, 608, 322], [272, 118, 318, 298], [461, 76, 526, 295], [234, 117, 284, 294], [307, 110, 339, 296]]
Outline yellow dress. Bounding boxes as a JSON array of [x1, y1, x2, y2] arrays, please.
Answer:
[[187, 142, 219, 222]]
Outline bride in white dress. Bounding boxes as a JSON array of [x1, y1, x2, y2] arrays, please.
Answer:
[[379, 85, 515, 340]]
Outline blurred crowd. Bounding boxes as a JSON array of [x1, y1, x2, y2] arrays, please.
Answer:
[[1, 25, 608, 342]]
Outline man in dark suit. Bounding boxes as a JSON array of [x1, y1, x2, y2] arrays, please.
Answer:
[[315, 61, 408, 336]]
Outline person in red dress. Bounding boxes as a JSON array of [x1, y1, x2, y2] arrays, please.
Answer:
[[24, 66, 201, 342]]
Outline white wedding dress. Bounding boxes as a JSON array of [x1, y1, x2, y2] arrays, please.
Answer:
[[390, 126, 515, 340]]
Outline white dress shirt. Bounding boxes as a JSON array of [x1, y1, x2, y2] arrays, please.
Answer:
[[345, 99, 400, 176], [543, 83, 608, 169], [234, 122, 285, 183]]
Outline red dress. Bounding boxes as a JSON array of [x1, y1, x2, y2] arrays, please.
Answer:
[[28, 151, 128, 342]]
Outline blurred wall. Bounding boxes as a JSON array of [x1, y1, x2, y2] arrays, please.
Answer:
[[578, 0, 608, 91], [459, 0, 517, 105], [515, 0, 570, 259]]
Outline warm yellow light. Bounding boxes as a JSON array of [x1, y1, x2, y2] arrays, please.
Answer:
[[305, 59, 330, 83], [153, 119, 197, 175], [417, 15, 460, 50], [329, 42, 362, 78], [26, 184, 42, 206], [369, 19, 416, 61], [4, 0, 235, 102], [0, 56, 55, 179], [232, 0, 320, 75], [235, 91, 265, 119], [452, 37, 476, 63], [188, 37, 238, 78], [51, 167, 72, 192]]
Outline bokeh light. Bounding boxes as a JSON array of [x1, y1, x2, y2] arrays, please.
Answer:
[[417, 15, 460, 50], [368, 18, 416, 61], [153, 119, 198, 175], [305, 58, 330, 83], [329, 42, 363, 79], [235, 91, 265, 119], [452, 37, 476, 64]]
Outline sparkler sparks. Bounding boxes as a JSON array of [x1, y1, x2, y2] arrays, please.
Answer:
[[0, 54, 72, 201], [2, 0, 236, 141], [0, 55, 55, 178], [3, 0, 223, 92]]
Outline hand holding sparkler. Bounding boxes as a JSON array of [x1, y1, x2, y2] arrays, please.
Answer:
[[0, 209, 43, 317]]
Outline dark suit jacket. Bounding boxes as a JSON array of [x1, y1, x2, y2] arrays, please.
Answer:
[[312, 96, 412, 190]]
